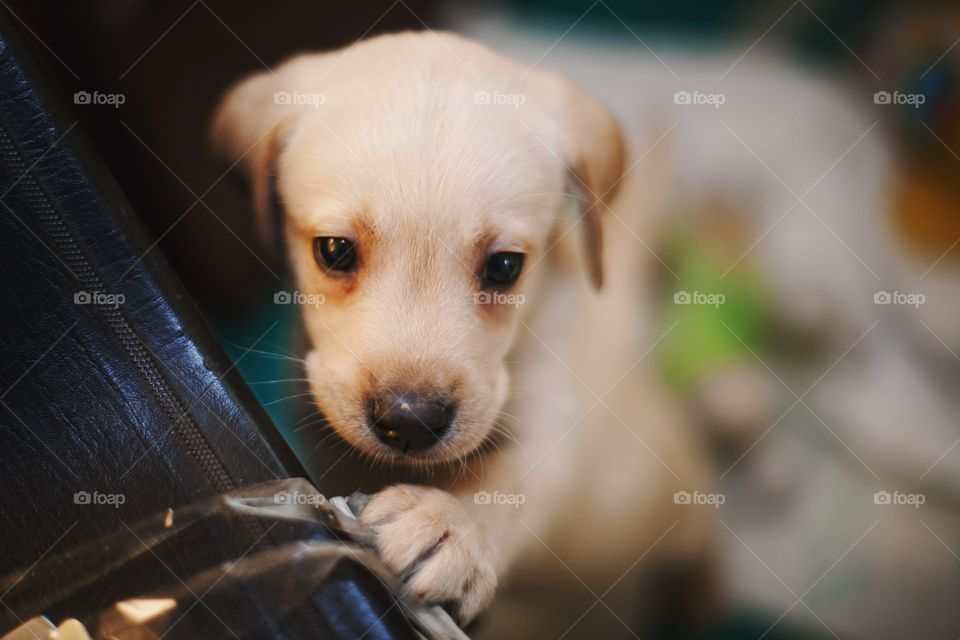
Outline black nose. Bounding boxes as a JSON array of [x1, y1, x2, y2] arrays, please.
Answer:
[[369, 392, 454, 452]]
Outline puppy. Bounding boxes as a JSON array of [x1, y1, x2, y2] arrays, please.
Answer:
[[213, 31, 711, 635]]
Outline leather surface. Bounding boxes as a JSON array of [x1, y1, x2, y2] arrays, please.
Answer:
[[0, 9, 417, 639]]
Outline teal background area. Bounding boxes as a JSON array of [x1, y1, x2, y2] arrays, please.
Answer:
[[208, 280, 305, 444], [507, 0, 891, 64]]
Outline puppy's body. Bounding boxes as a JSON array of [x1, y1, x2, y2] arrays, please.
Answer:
[[214, 31, 710, 635], [441, 163, 711, 636]]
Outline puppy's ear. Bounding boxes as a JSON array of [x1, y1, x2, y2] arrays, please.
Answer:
[[557, 81, 625, 290], [571, 102, 624, 290], [211, 56, 322, 254]]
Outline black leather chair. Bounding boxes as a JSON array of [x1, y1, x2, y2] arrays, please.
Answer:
[[0, 9, 419, 639]]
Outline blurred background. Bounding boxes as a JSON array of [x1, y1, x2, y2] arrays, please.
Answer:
[[7, 0, 960, 638]]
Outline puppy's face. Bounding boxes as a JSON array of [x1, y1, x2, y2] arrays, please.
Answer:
[[283, 127, 557, 464], [213, 32, 623, 464]]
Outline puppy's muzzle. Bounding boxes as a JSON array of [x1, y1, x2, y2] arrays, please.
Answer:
[[368, 391, 455, 452]]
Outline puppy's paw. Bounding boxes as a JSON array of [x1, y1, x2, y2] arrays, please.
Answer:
[[359, 484, 496, 624]]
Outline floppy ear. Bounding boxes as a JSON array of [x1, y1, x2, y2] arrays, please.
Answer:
[[557, 81, 625, 289], [211, 55, 323, 254], [212, 72, 284, 252]]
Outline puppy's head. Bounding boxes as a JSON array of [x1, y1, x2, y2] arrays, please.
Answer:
[[213, 32, 623, 464]]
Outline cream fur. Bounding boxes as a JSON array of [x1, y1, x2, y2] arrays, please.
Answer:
[[213, 31, 711, 631]]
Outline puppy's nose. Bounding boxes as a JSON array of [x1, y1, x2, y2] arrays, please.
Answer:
[[369, 392, 454, 451]]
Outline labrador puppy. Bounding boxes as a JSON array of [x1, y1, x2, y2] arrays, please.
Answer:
[[213, 31, 711, 634]]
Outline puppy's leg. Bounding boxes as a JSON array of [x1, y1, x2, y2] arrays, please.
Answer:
[[359, 484, 497, 624]]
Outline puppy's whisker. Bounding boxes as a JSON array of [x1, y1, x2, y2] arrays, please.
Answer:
[[246, 378, 313, 386], [490, 422, 531, 462], [294, 414, 322, 429], [486, 432, 519, 462], [311, 427, 341, 445], [293, 418, 325, 434], [296, 418, 331, 434], [488, 424, 522, 449], [296, 411, 323, 424], [313, 430, 346, 448], [261, 392, 318, 407], [218, 339, 309, 365], [246, 353, 307, 364], [455, 456, 471, 485], [491, 412, 525, 434], [294, 407, 325, 426]]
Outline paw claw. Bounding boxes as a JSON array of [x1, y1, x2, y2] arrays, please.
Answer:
[[359, 485, 497, 624]]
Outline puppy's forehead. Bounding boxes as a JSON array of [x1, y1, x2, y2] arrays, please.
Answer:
[[278, 36, 565, 236], [283, 107, 558, 224]]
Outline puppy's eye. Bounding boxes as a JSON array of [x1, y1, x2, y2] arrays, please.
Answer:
[[482, 252, 524, 288], [314, 237, 357, 272]]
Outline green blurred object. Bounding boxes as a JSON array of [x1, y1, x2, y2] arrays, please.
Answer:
[[656, 228, 772, 393]]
